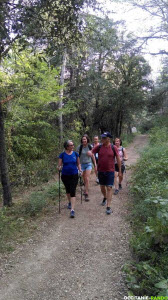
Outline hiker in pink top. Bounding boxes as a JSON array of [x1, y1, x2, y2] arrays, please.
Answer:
[[114, 137, 128, 195]]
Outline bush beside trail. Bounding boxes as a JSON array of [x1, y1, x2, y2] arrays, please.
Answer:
[[124, 125, 168, 297]]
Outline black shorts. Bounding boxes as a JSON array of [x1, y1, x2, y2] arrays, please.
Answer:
[[61, 173, 78, 197], [115, 164, 125, 173]]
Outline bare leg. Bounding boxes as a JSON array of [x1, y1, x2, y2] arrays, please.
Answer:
[[67, 194, 71, 202], [114, 172, 118, 190], [119, 173, 123, 185], [106, 186, 113, 207], [70, 197, 76, 211], [83, 169, 91, 195], [100, 185, 107, 198]]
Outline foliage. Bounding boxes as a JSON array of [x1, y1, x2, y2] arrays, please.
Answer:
[[23, 192, 47, 216], [0, 49, 62, 188], [0, 11, 152, 199], [66, 15, 151, 136], [125, 123, 168, 296], [0, 0, 97, 206], [139, 115, 168, 133], [121, 133, 135, 147], [46, 182, 65, 199], [0, 0, 96, 61]]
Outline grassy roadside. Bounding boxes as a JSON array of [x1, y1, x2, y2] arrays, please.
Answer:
[[0, 181, 65, 254], [124, 126, 168, 297]]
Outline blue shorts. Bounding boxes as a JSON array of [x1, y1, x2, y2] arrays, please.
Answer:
[[98, 171, 114, 187], [81, 163, 92, 171]]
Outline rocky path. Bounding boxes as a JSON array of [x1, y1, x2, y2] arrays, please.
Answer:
[[0, 135, 148, 300]]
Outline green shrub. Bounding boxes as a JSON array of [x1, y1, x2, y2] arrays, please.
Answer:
[[24, 192, 47, 216], [126, 125, 168, 296], [149, 126, 168, 145], [0, 208, 27, 252], [121, 133, 135, 147], [46, 182, 65, 200]]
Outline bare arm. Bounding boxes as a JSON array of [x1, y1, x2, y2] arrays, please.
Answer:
[[58, 158, 63, 170], [123, 148, 128, 161], [89, 152, 97, 174], [91, 153, 97, 168], [77, 157, 82, 172]]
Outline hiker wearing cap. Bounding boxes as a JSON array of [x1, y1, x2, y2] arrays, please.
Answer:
[[58, 140, 82, 218], [114, 137, 128, 195], [92, 132, 121, 214], [77, 134, 97, 201]]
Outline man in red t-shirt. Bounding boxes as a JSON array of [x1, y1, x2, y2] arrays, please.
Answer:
[[92, 132, 121, 214]]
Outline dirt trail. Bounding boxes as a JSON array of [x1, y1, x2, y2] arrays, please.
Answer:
[[0, 135, 148, 300]]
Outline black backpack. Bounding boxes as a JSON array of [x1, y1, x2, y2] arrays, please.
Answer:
[[79, 144, 93, 157]]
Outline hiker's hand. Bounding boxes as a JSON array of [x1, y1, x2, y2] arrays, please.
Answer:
[[79, 170, 83, 176], [58, 166, 62, 171], [87, 150, 92, 157], [94, 165, 97, 174]]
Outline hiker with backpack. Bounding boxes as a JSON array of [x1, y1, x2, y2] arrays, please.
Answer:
[[58, 140, 82, 218], [77, 134, 97, 202], [114, 137, 128, 195], [92, 132, 121, 215]]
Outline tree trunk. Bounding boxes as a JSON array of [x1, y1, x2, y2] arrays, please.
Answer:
[[119, 112, 123, 137], [59, 48, 67, 141], [0, 101, 12, 206], [115, 110, 120, 137]]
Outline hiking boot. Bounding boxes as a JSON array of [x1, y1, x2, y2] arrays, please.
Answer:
[[114, 189, 119, 195], [101, 198, 106, 206], [85, 194, 90, 201], [70, 210, 75, 218], [106, 207, 112, 215], [67, 202, 71, 209], [119, 184, 122, 190]]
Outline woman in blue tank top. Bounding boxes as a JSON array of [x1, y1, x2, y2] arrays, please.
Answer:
[[58, 140, 82, 218]]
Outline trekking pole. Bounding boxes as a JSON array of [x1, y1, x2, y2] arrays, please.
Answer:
[[58, 169, 61, 213]]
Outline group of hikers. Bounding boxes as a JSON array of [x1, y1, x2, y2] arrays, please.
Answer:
[[58, 132, 128, 218]]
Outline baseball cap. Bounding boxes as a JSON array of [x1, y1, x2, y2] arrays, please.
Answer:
[[100, 132, 112, 138]]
